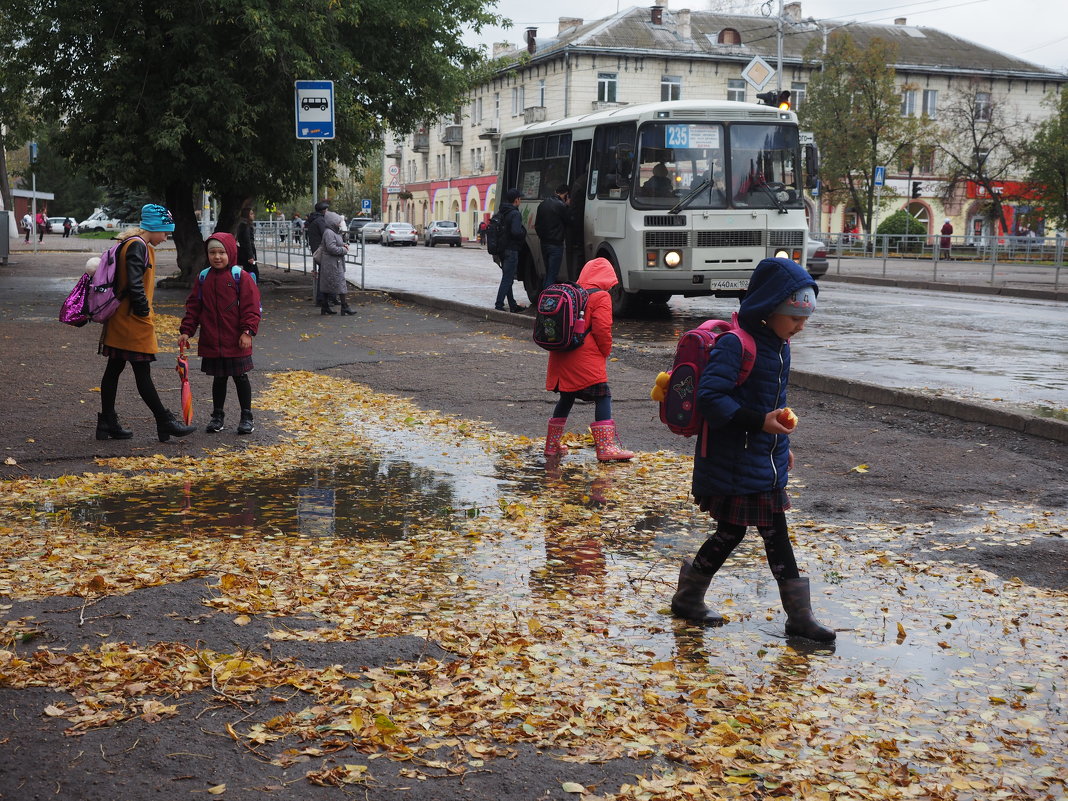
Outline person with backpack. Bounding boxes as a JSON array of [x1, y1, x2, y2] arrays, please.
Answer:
[[21, 212, 32, 243], [543, 257, 634, 462], [534, 184, 571, 289], [178, 232, 262, 435], [236, 207, 258, 280], [670, 256, 834, 642], [95, 204, 197, 443], [492, 188, 527, 313]]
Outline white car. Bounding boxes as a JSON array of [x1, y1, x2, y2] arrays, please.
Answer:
[[78, 209, 127, 233], [381, 222, 418, 246]]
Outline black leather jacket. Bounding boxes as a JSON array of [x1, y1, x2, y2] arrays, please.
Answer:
[[534, 195, 569, 245]]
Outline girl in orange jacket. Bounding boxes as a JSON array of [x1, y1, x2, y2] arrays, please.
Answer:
[[544, 257, 634, 461]]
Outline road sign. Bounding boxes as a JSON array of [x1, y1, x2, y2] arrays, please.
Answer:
[[294, 80, 335, 140], [874, 166, 886, 187], [361, 199, 371, 214], [812, 180, 820, 197], [740, 56, 774, 91]]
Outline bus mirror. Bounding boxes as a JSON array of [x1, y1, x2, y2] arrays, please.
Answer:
[[804, 144, 819, 188]]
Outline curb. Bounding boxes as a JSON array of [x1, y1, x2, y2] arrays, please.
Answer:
[[819, 273, 1067, 302], [387, 289, 1068, 444]]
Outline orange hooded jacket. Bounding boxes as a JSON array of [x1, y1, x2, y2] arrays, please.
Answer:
[[545, 257, 617, 392]]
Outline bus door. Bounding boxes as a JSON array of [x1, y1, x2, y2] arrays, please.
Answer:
[[567, 139, 592, 277]]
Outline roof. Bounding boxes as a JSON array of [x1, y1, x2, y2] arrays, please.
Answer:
[[502, 6, 1065, 82]]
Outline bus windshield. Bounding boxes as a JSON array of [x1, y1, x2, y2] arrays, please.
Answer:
[[632, 121, 801, 210]]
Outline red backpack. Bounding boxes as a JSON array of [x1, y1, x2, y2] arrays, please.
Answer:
[[658, 313, 756, 442]]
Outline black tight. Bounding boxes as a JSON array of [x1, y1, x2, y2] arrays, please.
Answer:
[[100, 358, 167, 418], [552, 392, 612, 421], [692, 512, 800, 581], [212, 374, 252, 411]]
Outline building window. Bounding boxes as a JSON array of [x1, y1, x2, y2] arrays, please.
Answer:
[[918, 145, 935, 175], [511, 87, 520, 116], [538, 79, 546, 107], [922, 89, 937, 119], [717, 28, 741, 45], [597, 72, 618, 103], [791, 81, 807, 109], [975, 91, 991, 121], [727, 78, 746, 103], [661, 75, 681, 102], [900, 89, 917, 117], [494, 92, 500, 120]]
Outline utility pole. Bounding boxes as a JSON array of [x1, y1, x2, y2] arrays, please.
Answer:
[[776, 0, 784, 92]]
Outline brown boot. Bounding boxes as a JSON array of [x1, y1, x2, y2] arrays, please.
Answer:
[[778, 577, 836, 641], [670, 558, 725, 625]]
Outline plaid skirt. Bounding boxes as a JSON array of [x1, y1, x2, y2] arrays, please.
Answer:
[[201, 356, 254, 377], [98, 344, 155, 363], [694, 488, 790, 527], [555, 383, 610, 402]]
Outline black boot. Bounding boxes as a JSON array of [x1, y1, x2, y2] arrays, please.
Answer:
[[96, 411, 133, 440], [320, 300, 337, 315], [778, 577, 836, 641], [670, 558, 725, 625], [236, 409, 255, 435], [339, 298, 356, 315], [156, 411, 196, 443], [205, 409, 225, 433]]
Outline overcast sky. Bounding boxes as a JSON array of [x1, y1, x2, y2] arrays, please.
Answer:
[[465, 0, 1068, 74]]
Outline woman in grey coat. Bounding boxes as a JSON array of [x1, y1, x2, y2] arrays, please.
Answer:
[[319, 211, 354, 315]]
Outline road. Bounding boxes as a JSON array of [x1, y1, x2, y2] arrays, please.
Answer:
[[320, 242, 1068, 419]]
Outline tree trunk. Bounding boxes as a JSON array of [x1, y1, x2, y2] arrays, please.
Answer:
[[0, 146, 12, 217], [165, 180, 204, 283], [215, 192, 251, 236]]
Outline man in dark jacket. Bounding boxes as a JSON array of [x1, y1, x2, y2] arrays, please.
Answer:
[[305, 200, 331, 306], [534, 184, 570, 288], [235, 207, 258, 280], [493, 188, 527, 313]]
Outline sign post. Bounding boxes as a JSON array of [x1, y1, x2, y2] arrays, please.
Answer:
[[871, 165, 886, 252], [295, 80, 335, 204]]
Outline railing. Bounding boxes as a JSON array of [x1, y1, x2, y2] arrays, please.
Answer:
[[818, 231, 1065, 289], [253, 220, 366, 296]]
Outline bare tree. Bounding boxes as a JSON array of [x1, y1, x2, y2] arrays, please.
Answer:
[[935, 82, 1030, 233]]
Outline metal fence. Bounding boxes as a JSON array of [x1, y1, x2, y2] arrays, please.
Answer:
[[819, 232, 1064, 289], [252, 220, 366, 291]]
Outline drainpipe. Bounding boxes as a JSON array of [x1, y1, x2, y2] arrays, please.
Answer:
[[564, 49, 571, 117]]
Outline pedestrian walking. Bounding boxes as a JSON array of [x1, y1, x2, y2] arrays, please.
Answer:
[[493, 188, 527, 313], [477, 219, 488, 246], [178, 233, 262, 435], [940, 219, 954, 260], [95, 204, 196, 443], [36, 211, 46, 242], [670, 256, 835, 642], [543, 257, 634, 462], [62, 217, 73, 238], [236, 207, 258, 280], [318, 211, 355, 316], [535, 184, 570, 289], [21, 212, 31, 243]]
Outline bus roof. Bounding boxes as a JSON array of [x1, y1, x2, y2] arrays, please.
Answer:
[[503, 99, 797, 138]]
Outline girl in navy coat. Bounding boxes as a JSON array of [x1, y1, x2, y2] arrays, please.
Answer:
[[671, 257, 834, 641]]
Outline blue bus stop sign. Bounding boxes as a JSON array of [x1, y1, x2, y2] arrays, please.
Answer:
[[295, 80, 335, 140]]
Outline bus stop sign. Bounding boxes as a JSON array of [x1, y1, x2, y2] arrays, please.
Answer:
[[295, 80, 335, 140]]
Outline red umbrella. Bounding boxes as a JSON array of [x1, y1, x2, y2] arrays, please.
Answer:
[[176, 342, 193, 425]]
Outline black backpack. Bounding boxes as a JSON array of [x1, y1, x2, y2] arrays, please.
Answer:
[[485, 209, 508, 256]]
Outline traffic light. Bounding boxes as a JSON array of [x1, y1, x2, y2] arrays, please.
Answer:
[[757, 90, 791, 109], [911, 181, 922, 199]]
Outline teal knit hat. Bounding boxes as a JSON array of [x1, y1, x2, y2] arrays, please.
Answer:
[[140, 203, 175, 232]]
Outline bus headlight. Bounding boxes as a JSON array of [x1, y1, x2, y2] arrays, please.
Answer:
[[664, 250, 682, 268], [774, 249, 790, 259]]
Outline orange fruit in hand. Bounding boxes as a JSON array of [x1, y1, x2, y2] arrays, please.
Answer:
[[777, 407, 798, 430]]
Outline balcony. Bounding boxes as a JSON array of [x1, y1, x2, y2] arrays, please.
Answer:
[[523, 106, 547, 124], [441, 125, 463, 146], [385, 146, 403, 160], [478, 118, 501, 140], [412, 131, 429, 153]]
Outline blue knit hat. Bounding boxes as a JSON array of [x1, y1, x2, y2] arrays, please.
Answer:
[[140, 203, 175, 232], [773, 287, 817, 317]]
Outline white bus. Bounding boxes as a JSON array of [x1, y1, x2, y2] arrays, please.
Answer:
[[495, 99, 818, 314]]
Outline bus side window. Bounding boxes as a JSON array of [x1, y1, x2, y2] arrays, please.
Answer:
[[592, 122, 636, 199]]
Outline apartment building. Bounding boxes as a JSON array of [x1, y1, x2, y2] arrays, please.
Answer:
[[382, 1, 1065, 242]]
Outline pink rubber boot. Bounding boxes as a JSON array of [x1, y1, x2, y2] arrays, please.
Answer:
[[589, 420, 634, 461]]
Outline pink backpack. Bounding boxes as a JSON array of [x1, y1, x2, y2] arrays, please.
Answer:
[[659, 313, 756, 441], [59, 237, 144, 326]]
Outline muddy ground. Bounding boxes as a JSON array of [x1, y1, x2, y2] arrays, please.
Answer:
[[0, 251, 1064, 800]]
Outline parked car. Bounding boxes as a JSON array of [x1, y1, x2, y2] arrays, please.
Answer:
[[806, 234, 829, 278], [78, 209, 127, 233], [381, 222, 418, 246], [46, 216, 77, 234], [424, 220, 462, 247], [361, 222, 385, 243], [347, 217, 374, 242]]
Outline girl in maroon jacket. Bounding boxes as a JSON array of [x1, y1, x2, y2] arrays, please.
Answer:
[[179, 233, 262, 434]]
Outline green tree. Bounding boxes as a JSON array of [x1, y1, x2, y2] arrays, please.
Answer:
[[12, 0, 498, 279], [799, 33, 929, 236], [1023, 89, 1068, 231], [0, 1, 37, 215]]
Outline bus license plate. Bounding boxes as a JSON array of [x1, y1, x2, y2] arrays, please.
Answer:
[[705, 278, 749, 290]]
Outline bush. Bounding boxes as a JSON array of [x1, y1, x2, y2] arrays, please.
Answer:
[[877, 209, 926, 251]]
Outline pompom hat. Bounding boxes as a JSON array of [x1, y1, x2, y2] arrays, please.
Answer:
[[140, 203, 175, 232]]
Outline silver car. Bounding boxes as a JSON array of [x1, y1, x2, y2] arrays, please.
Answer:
[[424, 220, 462, 247], [806, 234, 829, 278], [381, 222, 418, 246], [361, 222, 385, 243]]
